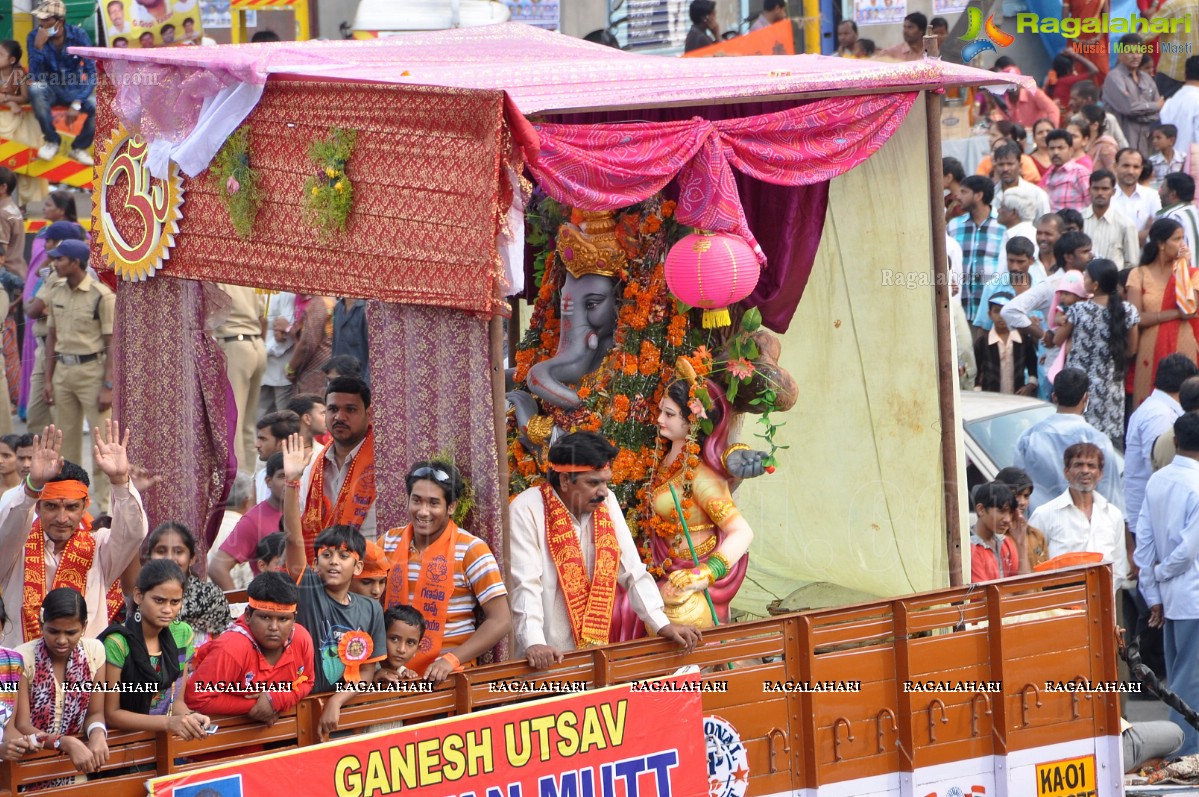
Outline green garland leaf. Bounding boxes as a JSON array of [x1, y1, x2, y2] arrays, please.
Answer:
[[210, 126, 262, 238], [302, 128, 357, 241]]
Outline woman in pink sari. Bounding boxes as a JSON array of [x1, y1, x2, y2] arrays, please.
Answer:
[[1128, 218, 1199, 409]]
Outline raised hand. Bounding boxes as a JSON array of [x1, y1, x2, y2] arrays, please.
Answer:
[[281, 432, 308, 482], [92, 419, 131, 486], [28, 426, 63, 490], [129, 464, 163, 494]]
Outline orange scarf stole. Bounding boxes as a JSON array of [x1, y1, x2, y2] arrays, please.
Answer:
[[301, 428, 376, 564], [540, 483, 620, 648], [384, 521, 460, 676], [22, 517, 123, 642]]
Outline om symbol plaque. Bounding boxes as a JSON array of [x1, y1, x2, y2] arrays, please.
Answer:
[[96, 127, 184, 282]]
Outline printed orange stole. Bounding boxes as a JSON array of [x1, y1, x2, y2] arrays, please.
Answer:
[[383, 521, 459, 675], [541, 483, 620, 647], [23, 518, 123, 641], [301, 428, 376, 564]]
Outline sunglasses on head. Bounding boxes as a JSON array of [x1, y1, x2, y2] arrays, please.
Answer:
[[411, 466, 451, 485]]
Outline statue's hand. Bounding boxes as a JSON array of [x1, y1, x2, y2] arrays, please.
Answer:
[[726, 448, 769, 479], [668, 566, 712, 593]]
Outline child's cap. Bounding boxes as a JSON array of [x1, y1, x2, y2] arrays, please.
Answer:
[[355, 541, 392, 580], [988, 291, 1015, 308], [1055, 271, 1087, 298]]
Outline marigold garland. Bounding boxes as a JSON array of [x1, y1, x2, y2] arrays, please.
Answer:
[[508, 195, 698, 513]]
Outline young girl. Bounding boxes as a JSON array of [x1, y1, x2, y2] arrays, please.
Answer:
[[1029, 117, 1056, 179], [145, 521, 231, 647], [1058, 259, 1141, 446], [0, 435, 22, 491], [1079, 105, 1118, 173], [14, 588, 108, 787], [1065, 118, 1095, 171], [375, 605, 425, 684], [99, 560, 211, 740], [254, 531, 289, 575], [0, 596, 35, 763]]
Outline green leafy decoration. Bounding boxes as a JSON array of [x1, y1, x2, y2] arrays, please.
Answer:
[[302, 128, 357, 241], [210, 126, 262, 238]]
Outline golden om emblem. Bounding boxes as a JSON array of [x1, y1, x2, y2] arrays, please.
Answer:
[[96, 128, 184, 282]]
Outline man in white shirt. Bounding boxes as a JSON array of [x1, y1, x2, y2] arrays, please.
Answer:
[[993, 143, 1051, 222], [1136, 411, 1199, 755], [1083, 170, 1141, 270], [507, 431, 700, 668], [1159, 173, 1199, 270], [1028, 442, 1129, 587], [1001, 231, 1093, 400], [1126, 357, 1199, 540], [0, 422, 147, 648], [259, 291, 295, 416], [1111, 148, 1162, 246], [1160, 56, 1199, 156]]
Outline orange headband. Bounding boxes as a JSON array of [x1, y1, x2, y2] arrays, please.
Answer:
[[248, 598, 297, 613], [550, 463, 606, 473], [315, 543, 361, 561], [40, 480, 89, 503]]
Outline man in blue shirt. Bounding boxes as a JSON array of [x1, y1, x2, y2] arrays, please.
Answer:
[[26, 0, 96, 166], [1137, 411, 1199, 756]]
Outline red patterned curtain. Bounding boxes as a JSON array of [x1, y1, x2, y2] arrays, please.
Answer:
[[527, 93, 917, 260], [366, 302, 507, 661], [112, 277, 237, 571]]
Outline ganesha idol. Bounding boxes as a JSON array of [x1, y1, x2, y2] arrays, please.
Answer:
[[508, 209, 792, 633]]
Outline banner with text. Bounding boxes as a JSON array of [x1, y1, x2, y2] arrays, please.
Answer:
[[149, 679, 707, 797]]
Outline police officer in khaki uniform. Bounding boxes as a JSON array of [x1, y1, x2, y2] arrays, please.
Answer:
[[42, 239, 115, 512], [214, 284, 266, 474], [24, 221, 86, 435]]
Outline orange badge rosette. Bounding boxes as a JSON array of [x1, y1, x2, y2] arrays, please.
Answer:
[[337, 630, 383, 681]]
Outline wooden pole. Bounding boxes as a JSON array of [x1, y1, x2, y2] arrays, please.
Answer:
[[924, 88, 964, 587], [489, 313, 515, 650]]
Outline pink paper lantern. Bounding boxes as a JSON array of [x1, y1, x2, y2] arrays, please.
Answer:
[[664, 231, 761, 328]]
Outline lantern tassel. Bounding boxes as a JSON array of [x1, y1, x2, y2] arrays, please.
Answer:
[[702, 308, 732, 328]]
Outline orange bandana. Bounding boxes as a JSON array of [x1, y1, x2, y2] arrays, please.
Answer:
[[41, 480, 89, 503], [247, 598, 297, 613], [384, 521, 459, 675], [540, 483, 619, 647], [22, 514, 122, 641], [301, 428, 376, 565]]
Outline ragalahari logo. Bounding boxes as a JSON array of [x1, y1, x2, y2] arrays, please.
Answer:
[[961, 8, 1015, 62]]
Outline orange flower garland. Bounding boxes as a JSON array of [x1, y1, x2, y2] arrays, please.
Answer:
[[508, 194, 698, 509]]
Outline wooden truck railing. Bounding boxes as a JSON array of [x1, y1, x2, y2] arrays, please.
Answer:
[[0, 565, 1121, 796]]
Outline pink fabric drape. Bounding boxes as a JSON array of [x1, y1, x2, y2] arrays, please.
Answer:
[[527, 93, 917, 260]]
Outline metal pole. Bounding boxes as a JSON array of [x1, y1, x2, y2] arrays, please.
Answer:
[[925, 89, 964, 587]]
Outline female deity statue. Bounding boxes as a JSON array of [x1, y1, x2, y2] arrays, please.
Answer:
[[636, 370, 756, 630]]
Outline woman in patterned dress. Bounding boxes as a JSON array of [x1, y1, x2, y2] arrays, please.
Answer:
[[1057, 259, 1140, 447], [13, 588, 108, 788]]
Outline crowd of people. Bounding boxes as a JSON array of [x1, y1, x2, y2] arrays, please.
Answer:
[[940, 40, 1199, 765], [0, 367, 713, 778]]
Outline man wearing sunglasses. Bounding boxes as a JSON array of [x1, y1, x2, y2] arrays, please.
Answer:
[[508, 431, 702, 669], [381, 461, 511, 683]]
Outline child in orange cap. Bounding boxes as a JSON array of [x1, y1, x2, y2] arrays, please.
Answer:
[[350, 541, 390, 604]]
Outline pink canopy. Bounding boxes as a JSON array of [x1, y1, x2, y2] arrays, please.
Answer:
[[76, 23, 1031, 119]]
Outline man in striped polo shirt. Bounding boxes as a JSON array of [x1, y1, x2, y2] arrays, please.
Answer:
[[381, 461, 510, 683]]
